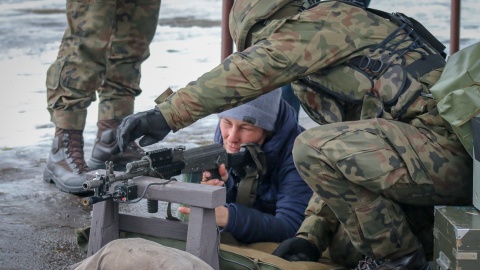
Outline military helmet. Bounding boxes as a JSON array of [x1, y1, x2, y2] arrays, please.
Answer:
[[229, 0, 297, 52]]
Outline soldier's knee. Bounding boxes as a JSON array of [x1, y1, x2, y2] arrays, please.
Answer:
[[292, 131, 314, 165]]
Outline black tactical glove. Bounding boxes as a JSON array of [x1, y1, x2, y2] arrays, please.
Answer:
[[272, 237, 321, 262], [112, 107, 171, 154]]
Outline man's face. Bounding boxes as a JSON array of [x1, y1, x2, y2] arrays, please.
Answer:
[[219, 117, 267, 153]]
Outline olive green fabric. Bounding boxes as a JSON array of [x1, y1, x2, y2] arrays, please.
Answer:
[[75, 228, 346, 269], [123, 232, 346, 270], [430, 42, 480, 158]]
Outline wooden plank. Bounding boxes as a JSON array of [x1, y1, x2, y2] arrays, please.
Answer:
[[136, 177, 226, 208], [86, 170, 226, 208], [187, 207, 220, 270], [119, 214, 188, 241], [86, 170, 223, 269], [87, 200, 119, 256]]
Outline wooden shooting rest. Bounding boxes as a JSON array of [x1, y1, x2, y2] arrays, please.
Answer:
[[86, 170, 226, 270]]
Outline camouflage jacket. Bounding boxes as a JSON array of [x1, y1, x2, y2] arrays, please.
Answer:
[[158, 1, 448, 135], [156, 1, 453, 251]]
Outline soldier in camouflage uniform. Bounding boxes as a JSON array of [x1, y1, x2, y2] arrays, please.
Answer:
[[44, 0, 161, 194], [113, 0, 473, 269]]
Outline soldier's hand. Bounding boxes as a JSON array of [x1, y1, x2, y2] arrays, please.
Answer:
[[272, 237, 320, 262], [201, 164, 229, 186], [112, 107, 171, 154]]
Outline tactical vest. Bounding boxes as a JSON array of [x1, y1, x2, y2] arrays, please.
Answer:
[[296, 2, 447, 124]]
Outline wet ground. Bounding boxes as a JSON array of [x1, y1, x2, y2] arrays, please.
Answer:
[[0, 167, 91, 269]]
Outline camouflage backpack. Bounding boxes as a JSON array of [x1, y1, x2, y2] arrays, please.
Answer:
[[430, 42, 480, 158]]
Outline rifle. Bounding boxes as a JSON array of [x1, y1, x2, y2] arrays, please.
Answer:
[[82, 143, 265, 206]]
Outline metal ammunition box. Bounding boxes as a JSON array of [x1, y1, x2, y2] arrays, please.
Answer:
[[433, 206, 480, 270]]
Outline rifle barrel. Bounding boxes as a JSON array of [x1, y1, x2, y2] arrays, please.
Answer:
[[83, 179, 103, 190]]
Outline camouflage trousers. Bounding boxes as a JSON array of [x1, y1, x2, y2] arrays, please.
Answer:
[[297, 193, 364, 267], [293, 118, 472, 259], [46, 0, 161, 130], [298, 194, 435, 266]]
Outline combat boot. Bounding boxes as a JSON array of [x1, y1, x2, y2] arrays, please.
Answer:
[[87, 120, 145, 171], [43, 128, 90, 194]]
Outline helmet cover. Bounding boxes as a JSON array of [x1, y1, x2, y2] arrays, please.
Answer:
[[229, 0, 296, 51]]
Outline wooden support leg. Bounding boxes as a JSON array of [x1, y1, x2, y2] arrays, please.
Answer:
[[187, 207, 220, 270], [87, 200, 119, 256]]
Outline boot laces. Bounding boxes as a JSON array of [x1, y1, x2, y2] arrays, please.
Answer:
[[65, 130, 89, 173]]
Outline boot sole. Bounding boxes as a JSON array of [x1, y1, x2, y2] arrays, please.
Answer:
[[43, 168, 91, 195]]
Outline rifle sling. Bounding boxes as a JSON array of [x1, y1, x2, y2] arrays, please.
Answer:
[[235, 166, 259, 208], [235, 143, 267, 208]]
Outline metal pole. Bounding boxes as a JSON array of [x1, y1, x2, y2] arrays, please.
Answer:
[[221, 0, 234, 60], [450, 0, 461, 55]]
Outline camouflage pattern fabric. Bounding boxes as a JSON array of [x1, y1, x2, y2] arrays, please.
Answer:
[[297, 193, 364, 267], [298, 194, 436, 265], [157, 1, 443, 132], [153, 0, 473, 260], [46, 0, 161, 130], [228, 0, 297, 52], [293, 118, 471, 259]]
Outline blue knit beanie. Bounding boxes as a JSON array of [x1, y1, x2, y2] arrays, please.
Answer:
[[217, 89, 282, 132]]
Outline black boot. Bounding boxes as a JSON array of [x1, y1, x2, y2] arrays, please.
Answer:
[[353, 248, 431, 270], [43, 128, 90, 194], [87, 120, 145, 171]]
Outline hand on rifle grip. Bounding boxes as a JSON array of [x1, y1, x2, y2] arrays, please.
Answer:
[[201, 164, 228, 186]]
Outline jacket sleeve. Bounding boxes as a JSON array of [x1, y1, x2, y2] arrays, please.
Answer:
[[222, 156, 312, 244], [157, 3, 365, 131]]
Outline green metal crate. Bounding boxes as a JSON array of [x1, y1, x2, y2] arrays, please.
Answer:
[[434, 206, 480, 270]]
